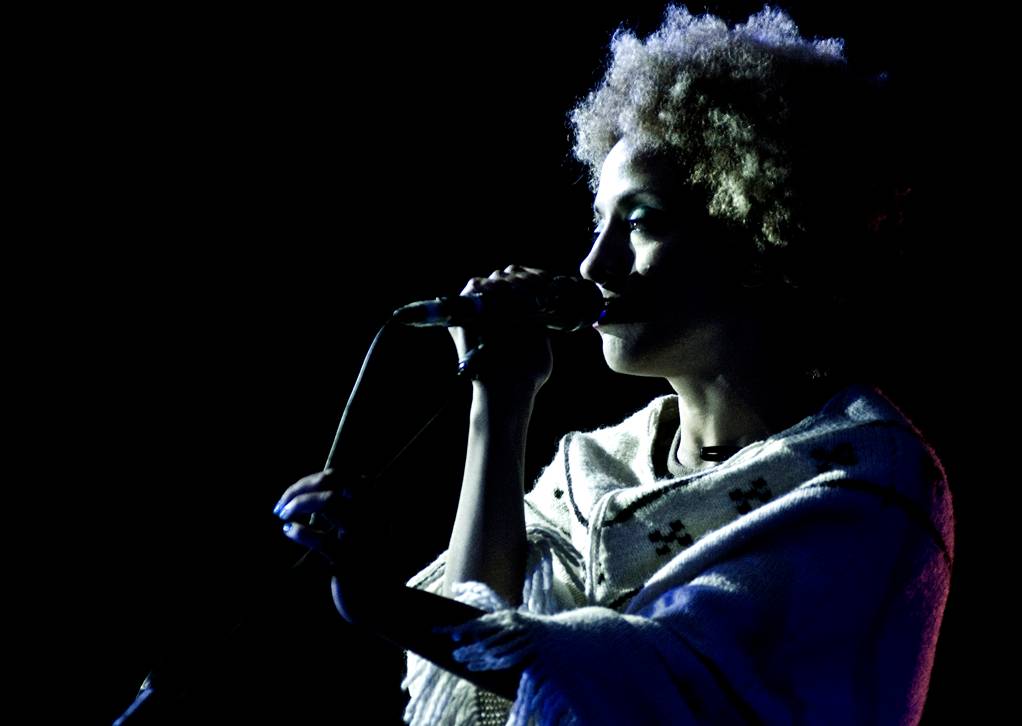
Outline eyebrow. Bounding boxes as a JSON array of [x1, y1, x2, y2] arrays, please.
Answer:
[[592, 189, 665, 218]]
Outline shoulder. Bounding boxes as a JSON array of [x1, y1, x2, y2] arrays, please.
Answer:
[[782, 382, 955, 564], [781, 383, 945, 489]]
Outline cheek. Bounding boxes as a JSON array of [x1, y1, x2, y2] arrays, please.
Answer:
[[633, 243, 666, 277], [638, 247, 718, 307], [664, 241, 738, 297], [635, 236, 709, 289]]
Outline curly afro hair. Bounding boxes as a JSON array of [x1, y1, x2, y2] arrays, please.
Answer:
[[569, 3, 918, 384]]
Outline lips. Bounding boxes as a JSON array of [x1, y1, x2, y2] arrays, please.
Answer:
[[598, 296, 645, 324]]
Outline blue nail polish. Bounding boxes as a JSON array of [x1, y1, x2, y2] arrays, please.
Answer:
[[273, 503, 283, 516], [282, 522, 293, 533]]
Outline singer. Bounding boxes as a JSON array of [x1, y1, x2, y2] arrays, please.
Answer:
[[275, 5, 953, 724]]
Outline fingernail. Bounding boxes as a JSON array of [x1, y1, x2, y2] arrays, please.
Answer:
[[282, 522, 293, 534], [273, 502, 284, 516], [277, 505, 292, 521]]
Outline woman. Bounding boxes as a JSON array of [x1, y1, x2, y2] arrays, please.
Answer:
[[275, 5, 954, 724]]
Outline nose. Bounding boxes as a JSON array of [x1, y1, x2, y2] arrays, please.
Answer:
[[579, 223, 632, 290]]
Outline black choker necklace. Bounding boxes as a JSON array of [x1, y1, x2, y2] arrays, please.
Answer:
[[699, 444, 743, 462]]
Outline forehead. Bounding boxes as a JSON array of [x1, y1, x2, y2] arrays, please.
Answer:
[[593, 139, 687, 212]]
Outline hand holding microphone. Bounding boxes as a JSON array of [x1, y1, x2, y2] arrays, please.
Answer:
[[392, 268, 606, 332], [394, 266, 603, 393]]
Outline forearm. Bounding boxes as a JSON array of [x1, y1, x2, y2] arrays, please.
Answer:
[[443, 383, 533, 606], [342, 577, 523, 701]]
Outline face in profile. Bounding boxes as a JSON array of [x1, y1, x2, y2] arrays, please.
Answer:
[[582, 138, 747, 380]]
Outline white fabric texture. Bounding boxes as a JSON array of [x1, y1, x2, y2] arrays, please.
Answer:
[[401, 383, 955, 725]]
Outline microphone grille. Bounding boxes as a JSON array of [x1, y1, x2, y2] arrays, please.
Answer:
[[540, 276, 606, 331]]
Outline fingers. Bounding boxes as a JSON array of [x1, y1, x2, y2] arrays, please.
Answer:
[[459, 265, 551, 296], [273, 468, 342, 515], [460, 276, 488, 296], [281, 520, 348, 565], [448, 265, 556, 388], [274, 469, 363, 541], [281, 520, 326, 550], [277, 472, 376, 579], [276, 489, 355, 528]]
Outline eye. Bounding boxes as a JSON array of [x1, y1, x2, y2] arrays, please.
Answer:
[[627, 208, 668, 235]]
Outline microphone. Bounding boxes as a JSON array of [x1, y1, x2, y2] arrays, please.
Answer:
[[391, 275, 607, 332]]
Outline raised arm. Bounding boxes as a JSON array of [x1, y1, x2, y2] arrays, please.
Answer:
[[275, 266, 557, 706], [442, 383, 535, 605], [441, 266, 555, 605]]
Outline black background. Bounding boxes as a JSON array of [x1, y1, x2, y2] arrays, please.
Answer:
[[21, 2, 996, 723]]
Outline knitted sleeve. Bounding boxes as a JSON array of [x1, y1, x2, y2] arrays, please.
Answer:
[[401, 525, 584, 725], [400, 495, 585, 726], [434, 468, 953, 725], [400, 432, 586, 726]]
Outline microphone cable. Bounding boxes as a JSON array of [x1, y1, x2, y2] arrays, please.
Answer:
[[114, 302, 499, 724]]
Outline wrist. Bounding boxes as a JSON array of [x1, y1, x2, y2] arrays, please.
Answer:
[[470, 386, 536, 432], [471, 380, 540, 406]]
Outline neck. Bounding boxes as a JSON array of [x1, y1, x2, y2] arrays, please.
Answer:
[[666, 366, 837, 468]]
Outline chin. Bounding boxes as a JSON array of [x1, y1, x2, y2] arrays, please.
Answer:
[[598, 325, 672, 377], [597, 318, 726, 378]]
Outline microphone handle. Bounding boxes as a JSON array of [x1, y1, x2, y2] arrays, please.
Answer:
[[391, 295, 485, 328], [392, 278, 606, 332]]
